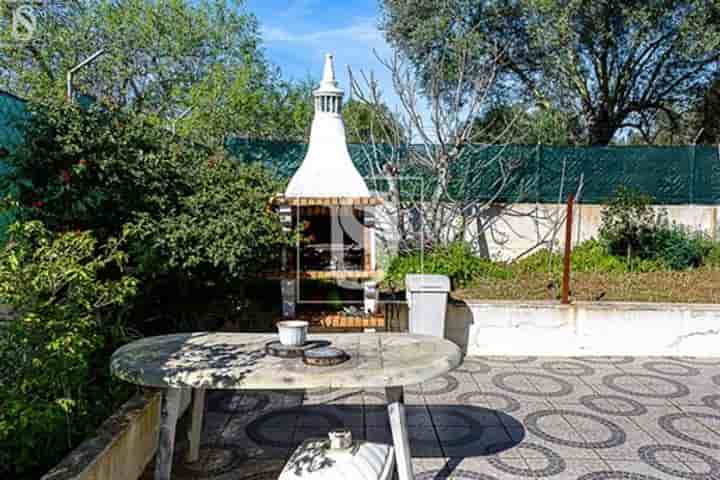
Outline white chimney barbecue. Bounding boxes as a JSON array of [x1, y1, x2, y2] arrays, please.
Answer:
[[274, 54, 382, 322], [285, 54, 371, 199]]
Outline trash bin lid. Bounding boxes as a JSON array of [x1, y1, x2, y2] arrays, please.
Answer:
[[405, 274, 450, 292], [279, 438, 395, 480]]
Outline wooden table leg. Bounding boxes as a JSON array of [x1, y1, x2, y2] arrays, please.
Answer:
[[187, 388, 206, 462], [386, 386, 414, 480], [156, 388, 182, 480]]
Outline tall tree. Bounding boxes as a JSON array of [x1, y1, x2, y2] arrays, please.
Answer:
[[342, 99, 404, 144], [381, 0, 720, 145], [472, 103, 580, 145], [696, 76, 720, 144], [0, 0, 308, 144]]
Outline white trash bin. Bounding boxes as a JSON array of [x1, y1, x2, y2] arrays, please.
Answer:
[[405, 274, 450, 338], [279, 430, 395, 480]]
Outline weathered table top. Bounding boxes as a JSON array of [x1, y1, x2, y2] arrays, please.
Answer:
[[110, 332, 462, 389]]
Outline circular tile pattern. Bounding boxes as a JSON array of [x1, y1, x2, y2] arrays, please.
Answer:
[[602, 373, 690, 399], [702, 394, 720, 411], [525, 409, 626, 449], [174, 444, 247, 477], [416, 469, 499, 480], [487, 443, 565, 477], [659, 412, 720, 449], [670, 357, 720, 366], [579, 394, 647, 417], [639, 444, 720, 479], [406, 373, 459, 396], [577, 471, 663, 480], [246, 408, 342, 448], [573, 356, 635, 365], [542, 360, 595, 377], [483, 356, 538, 364], [492, 372, 573, 398], [207, 392, 270, 414], [641, 361, 700, 377], [455, 359, 492, 375], [427, 411, 487, 447], [456, 391, 521, 413], [455, 391, 487, 404]]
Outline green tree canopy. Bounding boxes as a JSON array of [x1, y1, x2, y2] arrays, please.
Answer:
[[342, 99, 405, 144], [381, 0, 720, 145], [3, 99, 288, 281], [472, 103, 580, 145], [0, 0, 310, 145]]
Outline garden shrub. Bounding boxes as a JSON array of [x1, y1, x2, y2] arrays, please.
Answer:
[[599, 187, 709, 270], [515, 239, 666, 276], [5, 99, 290, 331], [703, 241, 720, 267], [644, 221, 709, 270], [384, 242, 513, 289], [599, 186, 656, 260], [3, 101, 196, 239], [0, 222, 137, 478], [131, 157, 289, 280]]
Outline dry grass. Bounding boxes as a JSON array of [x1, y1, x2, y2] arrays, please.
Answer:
[[453, 267, 720, 304]]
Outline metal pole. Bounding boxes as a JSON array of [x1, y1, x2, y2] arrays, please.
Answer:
[[66, 49, 105, 102], [561, 193, 574, 305]]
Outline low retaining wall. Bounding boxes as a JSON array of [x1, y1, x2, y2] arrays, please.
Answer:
[[447, 300, 720, 357], [42, 390, 192, 480]]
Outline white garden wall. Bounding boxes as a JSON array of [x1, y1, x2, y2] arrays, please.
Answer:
[[374, 203, 719, 262], [445, 300, 720, 357]]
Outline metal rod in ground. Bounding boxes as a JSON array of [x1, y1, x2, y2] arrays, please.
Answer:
[[561, 193, 575, 304]]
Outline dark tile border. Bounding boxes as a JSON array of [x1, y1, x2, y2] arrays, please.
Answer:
[[542, 360, 596, 377], [493, 372, 573, 398], [641, 361, 700, 377], [524, 409, 626, 449], [602, 373, 690, 399], [658, 412, 720, 449], [487, 443, 566, 477], [577, 471, 663, 479], [638, 444, 720, 479], [579, 394, 648, 417]]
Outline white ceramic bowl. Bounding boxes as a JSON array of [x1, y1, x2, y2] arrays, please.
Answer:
[[277, 320, 309, 346]]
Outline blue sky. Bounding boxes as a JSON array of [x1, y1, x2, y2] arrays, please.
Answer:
[[245, 0, 396, 106]]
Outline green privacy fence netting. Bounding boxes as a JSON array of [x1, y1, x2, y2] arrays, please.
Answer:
[[227, 140, 720, 205], [2, 91, 720, 206]]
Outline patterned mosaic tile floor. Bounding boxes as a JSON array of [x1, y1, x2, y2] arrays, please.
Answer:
[[147, 356, 720, 479]]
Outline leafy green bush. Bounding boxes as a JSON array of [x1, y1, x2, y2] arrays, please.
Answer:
[[515, 239, 666, 276], [131, 157, 289, 280], [703, 241, 720, 267], [4, 101, 196, 239], [599, 187, 709, 270], [384, 242, 513, 289], [0, 222, 137, 478], [645, 222, 709, 270], [599, 186, 656, 260]]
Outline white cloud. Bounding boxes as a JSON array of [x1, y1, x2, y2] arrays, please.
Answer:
[[261, 17, 390, 56], [260, 15, 399, 112]]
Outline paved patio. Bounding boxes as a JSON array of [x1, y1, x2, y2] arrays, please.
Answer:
[[151, 356, 720, 479]]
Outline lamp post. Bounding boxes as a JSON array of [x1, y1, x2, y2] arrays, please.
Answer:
[[66, 49, 105, 102]]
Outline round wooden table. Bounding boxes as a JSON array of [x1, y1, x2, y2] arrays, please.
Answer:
[[111, 332, 462, 480]]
